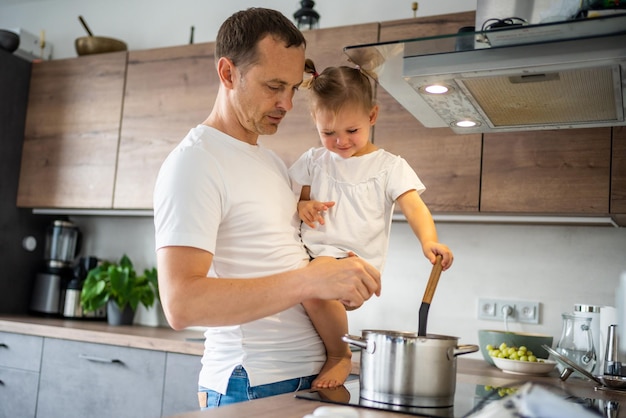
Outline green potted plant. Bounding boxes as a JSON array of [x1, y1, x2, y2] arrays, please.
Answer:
[[80, 254, 158, 325]]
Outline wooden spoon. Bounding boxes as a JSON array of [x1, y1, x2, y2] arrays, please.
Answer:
[[418, 254, 443, 337]]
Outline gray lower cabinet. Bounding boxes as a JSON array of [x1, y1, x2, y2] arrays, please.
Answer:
[[0, 367, 40, 418], [0, 331, 201, 417], [162, 353, 202, 416], [0, 332, 43, 418], [37, 338, 166, 418]]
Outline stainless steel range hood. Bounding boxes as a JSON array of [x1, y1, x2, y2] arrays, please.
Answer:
[[344, 14, 626, 134]]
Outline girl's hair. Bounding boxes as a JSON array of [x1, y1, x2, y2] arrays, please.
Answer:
[[303, 58, 376, 115], [216, 8, 306, 73]]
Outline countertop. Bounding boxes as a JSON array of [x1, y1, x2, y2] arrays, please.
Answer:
[[168, 358, 625, 417], [0, 315, 204, 355], [2, 316, 624, 417]]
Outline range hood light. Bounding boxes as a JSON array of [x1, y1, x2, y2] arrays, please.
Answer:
[[452, 119, 480, 128], [420, 84, 452, 95]]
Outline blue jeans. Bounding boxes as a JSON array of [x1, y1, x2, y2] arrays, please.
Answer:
[[198, 365, 316, 409]]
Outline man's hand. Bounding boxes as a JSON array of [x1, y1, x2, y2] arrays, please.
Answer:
[[305, 256, 381, 309]]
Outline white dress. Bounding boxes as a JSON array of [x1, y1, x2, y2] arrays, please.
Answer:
[[289, 147, 425, 272]]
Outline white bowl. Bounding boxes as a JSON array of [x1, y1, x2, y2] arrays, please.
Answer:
[[492, 357, 557, 375]]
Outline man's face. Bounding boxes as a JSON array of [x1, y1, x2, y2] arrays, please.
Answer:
[[232, 36, 305, 138]]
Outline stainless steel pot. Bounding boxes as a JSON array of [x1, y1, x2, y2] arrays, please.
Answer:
[[343, 330, 478, 407]]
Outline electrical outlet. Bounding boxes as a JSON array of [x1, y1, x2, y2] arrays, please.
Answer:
[[477, 298, 540, 324]]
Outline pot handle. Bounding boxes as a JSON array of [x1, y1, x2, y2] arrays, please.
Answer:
[[450, 344, 479, 359], [342, 334, 376, 354]]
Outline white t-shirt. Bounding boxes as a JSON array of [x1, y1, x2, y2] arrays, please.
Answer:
[[289, 147, 425, 272], [154, 125, 325, 394]]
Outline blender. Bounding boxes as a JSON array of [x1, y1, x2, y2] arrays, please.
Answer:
[[30, 220, 81, 316]]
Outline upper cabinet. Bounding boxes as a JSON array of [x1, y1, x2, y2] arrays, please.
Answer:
[[612, 127, 626, 224], [482, 129, 611, 214], [258, 23, 380, 167], [14, 11, 626, 224], [17, 52, 127, 208], [115, 43, 217, 209], [373, 12, 482, 213]]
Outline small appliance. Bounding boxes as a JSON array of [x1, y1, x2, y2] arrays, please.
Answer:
[[30, 220, 81, 316], [61, 256, 106, 319]]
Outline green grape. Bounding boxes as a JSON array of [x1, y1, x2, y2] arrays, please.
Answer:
[[484, 385, 518, 398], [486, 342, 543, 362]]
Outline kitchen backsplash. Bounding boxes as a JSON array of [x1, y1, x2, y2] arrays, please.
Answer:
[[70, 215, 626, 358]]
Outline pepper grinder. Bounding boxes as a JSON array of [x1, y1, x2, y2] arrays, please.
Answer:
[[604, 324, 622, 376]]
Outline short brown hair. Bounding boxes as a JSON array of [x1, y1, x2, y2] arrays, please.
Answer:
[[216, 8, 306, 73]]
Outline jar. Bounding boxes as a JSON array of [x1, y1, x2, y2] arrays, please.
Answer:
[[556, 313, 597, 376], [573, 304, 601, 370]]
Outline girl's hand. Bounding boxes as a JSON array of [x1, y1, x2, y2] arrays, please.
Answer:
[[298, 200, 335, 228], [423, 242, 454, 270]]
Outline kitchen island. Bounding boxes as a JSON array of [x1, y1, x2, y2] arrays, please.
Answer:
[[1, 316, 624, 417], [171, 354, 625, 418]]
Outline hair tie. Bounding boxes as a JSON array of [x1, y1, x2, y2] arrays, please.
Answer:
[[312, 71, 319, 78]]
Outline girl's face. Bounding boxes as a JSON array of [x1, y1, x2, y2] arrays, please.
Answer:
[[314, 104, 379, 158]]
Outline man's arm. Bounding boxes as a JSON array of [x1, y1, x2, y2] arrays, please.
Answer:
[[157, 246, 381, 330]]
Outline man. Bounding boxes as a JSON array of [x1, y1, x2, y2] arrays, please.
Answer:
[[153, 8, 381, 408]]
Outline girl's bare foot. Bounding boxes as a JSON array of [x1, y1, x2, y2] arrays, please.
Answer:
[[312, 352, 352, 388]]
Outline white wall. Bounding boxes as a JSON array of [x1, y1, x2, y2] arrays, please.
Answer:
[[349, 222, 626, 359], [68, 215, 626, 359], [3, 0, 626, 359], [0, 0, 476, 60]]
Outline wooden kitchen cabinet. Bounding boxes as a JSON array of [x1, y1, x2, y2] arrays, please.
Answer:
[[374, 12, 482, 212], [115, 43, 217, 209], [17, 52, 127, 209], [612, 127, 626, 224], [37, 337, 166, 418], [258, 24, 380, 168], [15, 11, 623, 220], [162, 352, 202, 416], [0, 332, 43, 418], [481, 129, 612, 214]]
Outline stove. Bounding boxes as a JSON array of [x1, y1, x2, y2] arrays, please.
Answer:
[[295, 377, 615, 417]]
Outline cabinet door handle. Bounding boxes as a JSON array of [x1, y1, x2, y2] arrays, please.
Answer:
[[0, 343, 8, 348], [78, 354, 123, 364]]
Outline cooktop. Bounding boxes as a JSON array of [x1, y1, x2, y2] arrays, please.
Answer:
[[295, 377, 610, 417]]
